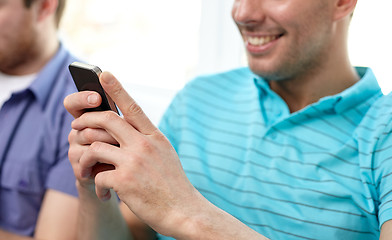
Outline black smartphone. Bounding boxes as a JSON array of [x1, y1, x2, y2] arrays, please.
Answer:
[[68, 62, 118, 114]]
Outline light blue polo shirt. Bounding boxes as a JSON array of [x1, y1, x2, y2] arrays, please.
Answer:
[[158, 67, 392, 239]]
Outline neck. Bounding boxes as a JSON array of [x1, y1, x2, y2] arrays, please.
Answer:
[[270, 64, 359, 113], [21, 34, 59, 75]]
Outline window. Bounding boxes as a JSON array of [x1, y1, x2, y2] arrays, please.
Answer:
[[60, 0, 392, 123], [349, 1, 392, 94], [61, 0, 202, 124]]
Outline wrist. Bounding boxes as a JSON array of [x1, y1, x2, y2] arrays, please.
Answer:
[[168, 192, 216, 240], [170, 193, 268, 240], [76, 180, 99, 200]]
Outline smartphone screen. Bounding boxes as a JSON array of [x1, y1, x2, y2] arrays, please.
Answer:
[[69, 62, 118, 114]]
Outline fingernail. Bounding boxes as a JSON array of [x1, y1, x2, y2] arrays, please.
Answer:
[[87, 94, 99, 105]]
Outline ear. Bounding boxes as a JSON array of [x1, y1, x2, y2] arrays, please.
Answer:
[[36, 0, 58, 22], [333, 0, 357, 21]]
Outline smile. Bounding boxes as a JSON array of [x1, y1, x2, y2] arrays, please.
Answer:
[[247, 35, 281, 46]]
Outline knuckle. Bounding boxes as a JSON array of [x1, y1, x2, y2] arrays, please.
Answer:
[[138, 137, 153, 152], [68, 130, 76, 143], [82, 128, 96, 143], [102, 111, 119, 123], [68, 147, 79, 163], [63, 96, 70, 110], [153, 130, 168, 143], [127, 101, 144, 116], [89, 141, 103, 153], [117, 171, 132, 186]]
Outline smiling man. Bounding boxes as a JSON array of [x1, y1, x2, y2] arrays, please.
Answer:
[[63, 0, 392, 239], [235, 0, 360, 112]]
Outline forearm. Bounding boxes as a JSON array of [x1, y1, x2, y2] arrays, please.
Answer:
[[170, 193, 269, 240], [0, 229, 35, 240], [76, 184, 132, 240]]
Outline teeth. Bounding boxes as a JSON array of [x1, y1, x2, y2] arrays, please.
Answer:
[[247, 36, 278, 46]]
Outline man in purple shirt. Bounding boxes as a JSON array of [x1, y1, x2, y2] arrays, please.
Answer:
[[0, 0, 79, 239]]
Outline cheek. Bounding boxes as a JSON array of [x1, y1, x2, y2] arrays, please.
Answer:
[[283, 10, 329, 49], [0, 22, 15, 50], [0, 18, 34, 59], [278, 0, 331, 37], [0, 16, 12, 34], [0, 14, 28, 39]]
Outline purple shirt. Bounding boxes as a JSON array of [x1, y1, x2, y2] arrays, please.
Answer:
[[0, 44, 78, 236]]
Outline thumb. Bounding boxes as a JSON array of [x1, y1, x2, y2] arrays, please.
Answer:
[[99, 71, 157, 135]]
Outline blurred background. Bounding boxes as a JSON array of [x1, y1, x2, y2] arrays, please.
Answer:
[[59, 0, 392, 124]]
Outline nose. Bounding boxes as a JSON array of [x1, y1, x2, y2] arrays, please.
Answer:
[[232, 0, 266, 26]]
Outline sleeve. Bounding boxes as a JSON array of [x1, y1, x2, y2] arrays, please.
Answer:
[[373, 111, 392, 228]]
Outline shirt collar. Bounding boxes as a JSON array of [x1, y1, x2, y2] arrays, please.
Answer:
[[28, 43, 71, 109], [253, 67, 382, 114], [332, 67, 382, 113]]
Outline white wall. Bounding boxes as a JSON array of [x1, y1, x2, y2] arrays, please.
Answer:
[[60, 0, 392, 124], [349, 1, 392, 94]]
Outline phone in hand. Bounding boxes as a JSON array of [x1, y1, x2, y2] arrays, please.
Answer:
[[68, 62, 118, 114]]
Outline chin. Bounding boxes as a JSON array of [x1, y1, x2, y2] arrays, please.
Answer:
[[248, 56, 300, 82], [248, 62, 277, 80]]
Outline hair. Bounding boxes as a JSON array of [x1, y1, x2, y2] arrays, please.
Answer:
[[23, 0, 66, 28]]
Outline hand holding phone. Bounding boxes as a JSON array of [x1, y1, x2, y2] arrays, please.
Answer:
[[68, 62, 118, 114]]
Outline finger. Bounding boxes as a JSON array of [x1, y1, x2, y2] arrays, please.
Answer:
[[99, 71, 157, 135], [71, 111, 136, 147], [64, 91, 102, 118], [79, 141, 123, 178], [68, 136, 88, 174], [74, 127, 118, 146], [68, 129, 90, 165], [95, 171, 117, 201]]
